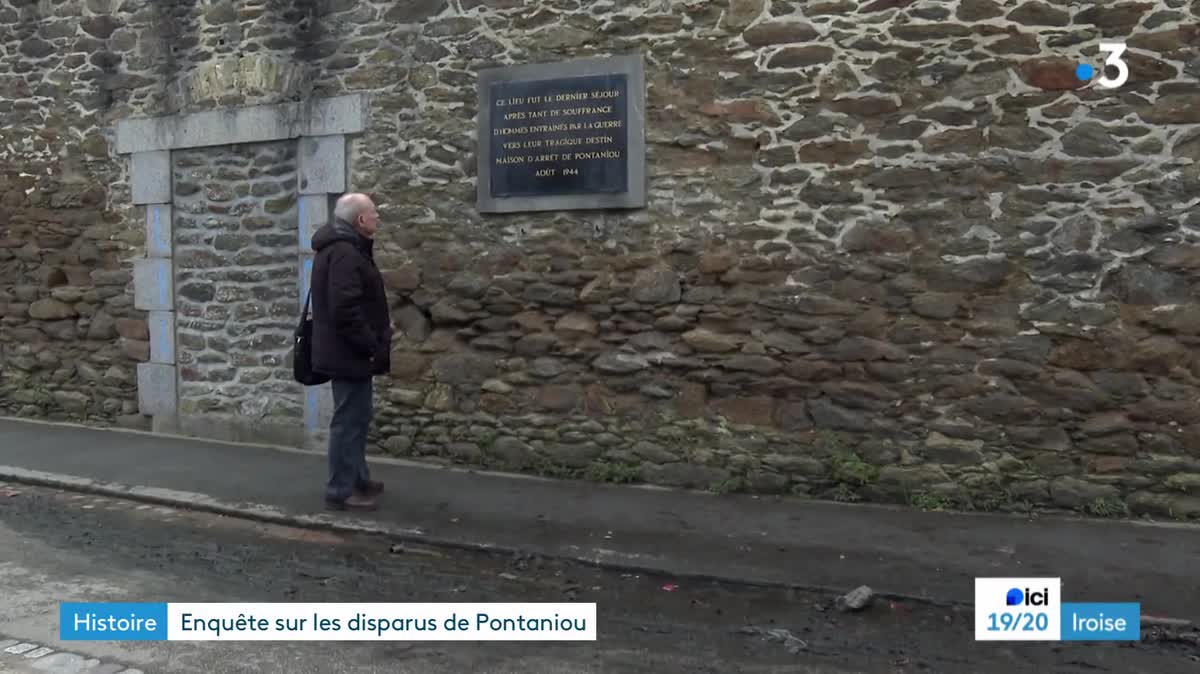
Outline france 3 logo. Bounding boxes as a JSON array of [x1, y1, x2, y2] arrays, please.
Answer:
[[1079, 43, 1130, 89]]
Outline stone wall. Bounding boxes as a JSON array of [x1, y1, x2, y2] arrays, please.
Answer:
[[1, 0, 1199, 520], [172, 141, 303, 426]]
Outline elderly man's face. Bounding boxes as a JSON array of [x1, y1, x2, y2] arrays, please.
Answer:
[[356, 198, 380, 238]]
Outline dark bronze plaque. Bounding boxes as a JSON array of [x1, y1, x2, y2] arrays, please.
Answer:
[[488, 74, 629, 199], [476, 53, 646, 213]]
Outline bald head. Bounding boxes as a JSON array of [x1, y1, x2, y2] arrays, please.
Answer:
[[333, 192, 379, 239]]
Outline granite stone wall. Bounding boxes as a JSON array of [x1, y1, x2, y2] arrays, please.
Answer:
[[1, 0, 1199, 519], [172, 141, 303, 426]]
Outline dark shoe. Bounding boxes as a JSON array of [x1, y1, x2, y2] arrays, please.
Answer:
[[360, 480, 384, 496], [325, 493, 377, 512]]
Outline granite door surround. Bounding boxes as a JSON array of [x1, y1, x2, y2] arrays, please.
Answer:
[[115, 94, 369, 449]]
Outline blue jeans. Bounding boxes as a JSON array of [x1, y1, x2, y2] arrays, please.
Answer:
[[325, 377, 373, 502]]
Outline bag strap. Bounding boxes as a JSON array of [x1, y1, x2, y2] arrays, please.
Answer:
[[295, 288, 311, 337]]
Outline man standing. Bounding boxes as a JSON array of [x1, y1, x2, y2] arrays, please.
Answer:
[[310, 193, 392, 511]]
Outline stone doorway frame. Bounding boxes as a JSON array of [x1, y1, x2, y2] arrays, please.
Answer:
[[114, 94, 368, 450]]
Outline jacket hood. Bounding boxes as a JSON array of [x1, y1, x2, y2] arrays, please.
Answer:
[[311, 219, 370, 253]]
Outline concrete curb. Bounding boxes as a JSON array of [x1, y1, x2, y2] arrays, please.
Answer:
[[0, 465, 958, 609]]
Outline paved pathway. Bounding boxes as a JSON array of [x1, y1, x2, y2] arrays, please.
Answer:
[[1, 638, 141, 674], [1, 417, 1197, 621]]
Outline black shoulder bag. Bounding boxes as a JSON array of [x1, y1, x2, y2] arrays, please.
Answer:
[[293, 288, 331, 386]]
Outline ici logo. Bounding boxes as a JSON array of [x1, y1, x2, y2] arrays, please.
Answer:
[[1006, 587, 1050, 607]]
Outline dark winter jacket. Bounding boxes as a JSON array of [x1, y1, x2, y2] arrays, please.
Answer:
[[310, 219, 391, 379]]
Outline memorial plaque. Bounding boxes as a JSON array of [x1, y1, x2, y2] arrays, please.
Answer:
[[477, 53, 646, 213]]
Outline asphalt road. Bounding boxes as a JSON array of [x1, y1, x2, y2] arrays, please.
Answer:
[[0, 483, 1196, 674]]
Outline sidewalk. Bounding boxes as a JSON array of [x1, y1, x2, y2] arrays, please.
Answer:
[[1, 417, 1197, 621]]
